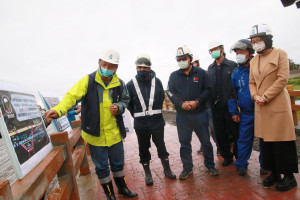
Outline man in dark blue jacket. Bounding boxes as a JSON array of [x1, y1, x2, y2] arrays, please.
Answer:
[[228, 39, 268, 176], [127, 53, 176, 185], [167, 45, 218, 179], [207, 40, 239, 167]]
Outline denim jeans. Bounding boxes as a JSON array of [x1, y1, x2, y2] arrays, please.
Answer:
[[176, 110, 215, 171], [89, 141, 124, 179]]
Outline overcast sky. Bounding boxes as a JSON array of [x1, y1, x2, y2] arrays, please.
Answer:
[[1, 0, 300, 99]]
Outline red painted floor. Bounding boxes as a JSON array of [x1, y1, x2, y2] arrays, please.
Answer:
[[77, 124, 300, 200]]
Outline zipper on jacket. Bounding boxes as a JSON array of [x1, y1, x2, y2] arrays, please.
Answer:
[[186, 76, 189, 98]]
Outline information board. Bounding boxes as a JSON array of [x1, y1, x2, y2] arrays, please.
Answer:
[[0, 80, 53, 179], [39, 92, 72, 134]]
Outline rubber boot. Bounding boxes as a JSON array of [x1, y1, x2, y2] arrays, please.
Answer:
[[114, 176, 138, 198], [161, 158, 176, 179], [101, 181, 116, 200], [142, 162, 153, 185]]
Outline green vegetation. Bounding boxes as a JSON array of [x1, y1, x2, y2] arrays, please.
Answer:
[[288, 77, 300, 90], [290, 59, 300, 71]]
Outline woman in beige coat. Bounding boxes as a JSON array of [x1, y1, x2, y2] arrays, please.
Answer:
[[249, 24, 298, 192]]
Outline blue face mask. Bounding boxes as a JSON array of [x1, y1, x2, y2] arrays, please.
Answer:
[[137, 70, 149, 79], [99, 67, 114, 78]]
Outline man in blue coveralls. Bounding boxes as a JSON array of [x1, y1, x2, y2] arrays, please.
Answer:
[[228, 39, 268, 176]]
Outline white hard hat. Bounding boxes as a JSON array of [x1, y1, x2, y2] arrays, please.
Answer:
[[100, 49, 120, 65], [192, 56, 199, 63], [176, 45, 192, 58], [249, 24, 273, 39], [135, 53, 152, 67], [208, 40, 223, 51]]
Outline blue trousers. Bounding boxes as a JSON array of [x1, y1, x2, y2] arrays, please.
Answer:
[[176, 111, 215, 171], [89, 141, 124, 179], [197, 108, 217, 145], [235, 112, 262, 170]]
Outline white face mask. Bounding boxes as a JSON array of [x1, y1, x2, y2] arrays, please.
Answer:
[[252, 41, 266, 53], [178, 60, 189, 69], [236, 54, 248, 64]]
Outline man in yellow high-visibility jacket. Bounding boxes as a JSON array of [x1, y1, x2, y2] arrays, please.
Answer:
[[45, 49, 138, 200]]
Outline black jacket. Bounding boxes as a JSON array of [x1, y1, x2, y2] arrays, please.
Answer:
[[126, 70, 165, 130], [207, 58, 238, 109], [166, 66, 211, 113]]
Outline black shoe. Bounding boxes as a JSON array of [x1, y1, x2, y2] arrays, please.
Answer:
[[237, 168, 247, 176], [263, 173, 281, 187], [260, 167, 269, 175], [114, 176, 138, 198], [101, 181, 116, 200], [197, 146, 203, 154], [222, 157, 233, 166], [208, 167, 219, 176], [276, 174, 297, 191], [161, 158, 176, 180], [179, 169, 193, 180]]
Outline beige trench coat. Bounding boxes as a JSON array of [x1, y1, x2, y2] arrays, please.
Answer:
[[249, 48, 296, 141]]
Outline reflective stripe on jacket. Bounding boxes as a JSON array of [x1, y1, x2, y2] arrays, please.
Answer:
[[127, 70, 165, 130]]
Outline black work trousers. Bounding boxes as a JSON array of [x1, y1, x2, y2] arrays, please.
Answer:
[[212, 104, 239, 159], [135, 126, 169, 164]]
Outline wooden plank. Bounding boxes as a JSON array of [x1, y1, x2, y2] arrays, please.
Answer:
[[46, 176, 72, 200], [291, 105, 300, 111], [50, 132, 80, 200], [11, 147, 64, 200], [72, 146, 85, 175], [286, 85, 294, 92], [76, 137, 91, 176], [68, 127, 81, 149], [288, 91, 300, 97], [85, 141, 91, 155], [0, 180, 13, 200], [71, 120, 81, 129]]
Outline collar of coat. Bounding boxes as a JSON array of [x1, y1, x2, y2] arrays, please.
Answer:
[[95, 71, 121, 89], [208, 58, 235, 70], [176, 66, 198, 76], [250, 48, 282, 89]]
